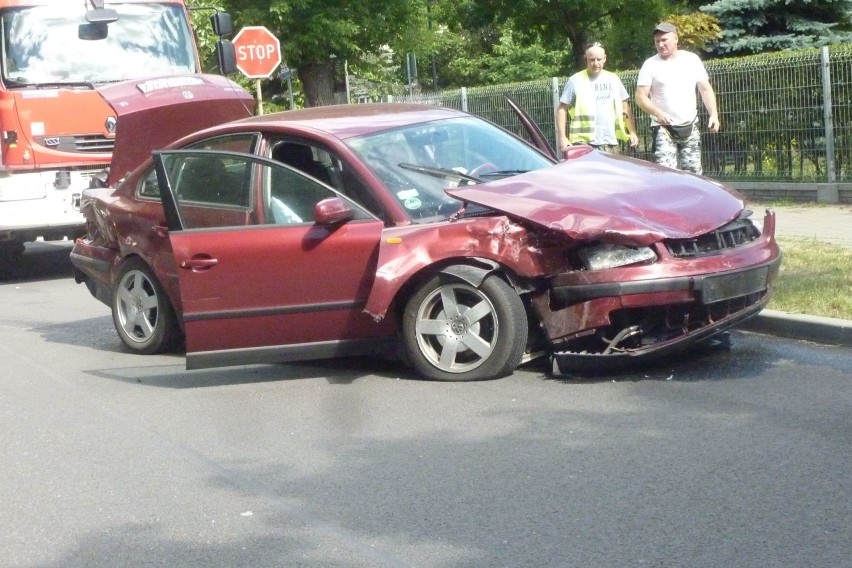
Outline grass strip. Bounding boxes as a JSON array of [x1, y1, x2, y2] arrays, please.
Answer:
[[769, 236, 852, 320]]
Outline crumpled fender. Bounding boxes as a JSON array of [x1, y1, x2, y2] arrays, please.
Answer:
[[363, 216, 549, 320]]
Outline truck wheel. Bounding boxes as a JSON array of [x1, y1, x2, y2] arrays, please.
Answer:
[[112, 258, 179, 354], [402, 273, 527, 381]]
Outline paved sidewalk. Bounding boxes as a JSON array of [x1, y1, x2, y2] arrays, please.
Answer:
[[742, 203, 852, 346], [764, 203, 852, 249]]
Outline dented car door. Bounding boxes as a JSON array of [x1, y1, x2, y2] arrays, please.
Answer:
[[153, 150, 390, 370]]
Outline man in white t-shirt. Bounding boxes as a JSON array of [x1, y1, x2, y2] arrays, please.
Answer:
[[557, 42, 638, 155], [635, 22, 719, 174]]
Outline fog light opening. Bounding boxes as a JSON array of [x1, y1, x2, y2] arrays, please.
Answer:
[[55, 171, 71, 189]]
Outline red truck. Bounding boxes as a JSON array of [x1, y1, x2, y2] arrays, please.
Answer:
[[0, 0, 253, 258]]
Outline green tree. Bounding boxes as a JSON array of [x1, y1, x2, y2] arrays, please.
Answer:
[[223, 0, 431, 107], [432, 21, 565, 87], [658, 12, 722, 54], [467, 0, 671, 70], [701, 0, 852, 55]]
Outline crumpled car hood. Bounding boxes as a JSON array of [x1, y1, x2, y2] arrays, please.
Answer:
[[445, 150, 746, 246]]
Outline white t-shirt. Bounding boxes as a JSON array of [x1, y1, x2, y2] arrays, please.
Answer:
[[560, 71, 628, 145], [637, 50, 709, 126]]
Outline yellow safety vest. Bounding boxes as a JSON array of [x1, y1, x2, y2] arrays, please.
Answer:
[[568, 70, 629, 144]]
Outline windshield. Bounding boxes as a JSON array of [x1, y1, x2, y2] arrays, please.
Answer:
[[1, 3, 196, 85], [347, 116, 552, 222]]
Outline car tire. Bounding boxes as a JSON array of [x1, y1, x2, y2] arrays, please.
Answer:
[[402, 273, 528, 381], [111, 258, 179, 354]]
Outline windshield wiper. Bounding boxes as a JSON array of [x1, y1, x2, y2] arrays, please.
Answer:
[[398, 163, 483, 185], [476, 169, 530, 178], [36, 81, 97, 90], [4, 77, 30, 87]]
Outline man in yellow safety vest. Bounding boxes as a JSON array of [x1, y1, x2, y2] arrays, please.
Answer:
[[557, 42, 639, 155]]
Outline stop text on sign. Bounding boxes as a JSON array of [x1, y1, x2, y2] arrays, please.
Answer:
[[238, 44, 278, 62]]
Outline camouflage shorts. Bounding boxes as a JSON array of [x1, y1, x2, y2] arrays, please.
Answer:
[[652, 123, 703, 174]]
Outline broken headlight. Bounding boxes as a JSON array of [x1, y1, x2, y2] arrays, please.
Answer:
[[578, 243, 657, 270]]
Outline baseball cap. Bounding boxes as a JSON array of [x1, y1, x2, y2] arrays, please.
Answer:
[[653, 22, 677, 34]]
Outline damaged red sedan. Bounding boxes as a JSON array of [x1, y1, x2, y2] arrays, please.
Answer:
[[70, 103, 781, 381]]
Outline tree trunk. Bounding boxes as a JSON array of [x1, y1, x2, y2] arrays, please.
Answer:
[[299, 61, 335, 108]]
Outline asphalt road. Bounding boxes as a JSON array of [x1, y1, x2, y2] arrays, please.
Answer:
[[2, 244, 851, 567]]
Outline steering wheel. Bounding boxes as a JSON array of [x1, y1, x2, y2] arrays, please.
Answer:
[[468, 162, 498, 177]]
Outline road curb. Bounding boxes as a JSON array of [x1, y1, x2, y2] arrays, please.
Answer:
[[741, 309, 852, 347]]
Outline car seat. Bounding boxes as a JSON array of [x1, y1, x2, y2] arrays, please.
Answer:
[[180, 155, 228, 201], [273, 142, 332, 185]]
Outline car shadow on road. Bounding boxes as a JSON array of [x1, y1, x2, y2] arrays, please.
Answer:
[[33, 312, 425, 387], [36, 313, 779, 388], [85, 355, 420, 389], [32, 315, 133, 353]]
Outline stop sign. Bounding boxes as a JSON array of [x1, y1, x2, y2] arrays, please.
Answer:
[[232, 26, 281, 79]]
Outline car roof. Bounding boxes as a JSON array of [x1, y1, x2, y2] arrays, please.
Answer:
[[231, 103, 470, 139]]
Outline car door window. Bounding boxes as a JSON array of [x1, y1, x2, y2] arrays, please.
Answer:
[[184, 133, 259, 154], [137, 134, 259, 200], [156, 150, 255, 229], [175, 154, 249, 207], [155, 150, 373, 230], [139, 167, 161, 198], [266, 165, 328, 224], [269, 139, 385, 220], [264, 163, 374, 225]]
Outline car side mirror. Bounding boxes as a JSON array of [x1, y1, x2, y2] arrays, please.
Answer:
[[562, 145, 593, 160], [210, 11, 233, 37], [216, 40, 237, 75], [314, 197, 354, 225]]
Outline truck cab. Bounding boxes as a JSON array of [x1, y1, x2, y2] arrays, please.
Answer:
[[0, 0, 252, 257]]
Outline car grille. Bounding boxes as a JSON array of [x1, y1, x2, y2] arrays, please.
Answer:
[[665, 218, 760, 258], [33, 134, 114, 154]]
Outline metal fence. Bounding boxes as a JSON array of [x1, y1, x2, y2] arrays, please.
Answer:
[[390, 45, 852, 188]]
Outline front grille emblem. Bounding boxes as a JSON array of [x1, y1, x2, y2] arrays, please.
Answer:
[[44, 137, 60, 147]]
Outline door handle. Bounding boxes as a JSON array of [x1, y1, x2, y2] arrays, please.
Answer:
[[180, 257, 218, 270]]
